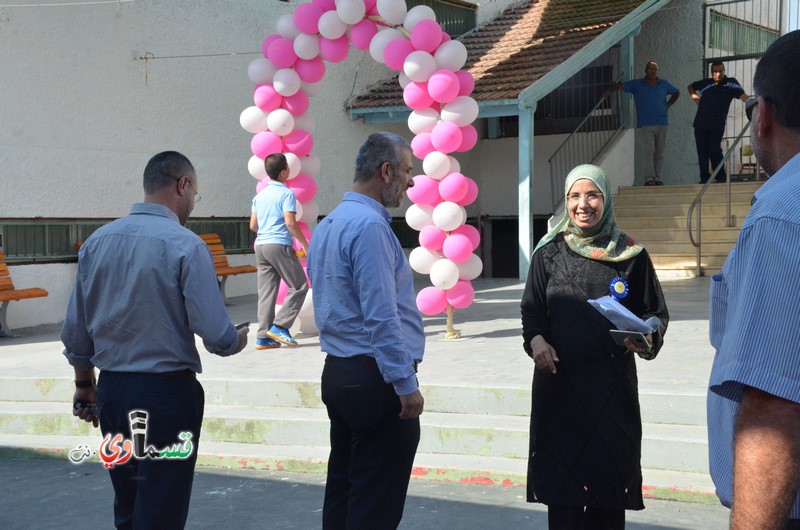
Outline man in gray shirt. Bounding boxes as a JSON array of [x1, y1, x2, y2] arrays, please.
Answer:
[[62, 151, 248, 529]]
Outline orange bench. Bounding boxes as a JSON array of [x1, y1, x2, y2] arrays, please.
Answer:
[[0, 250, 49, 337], [199, 233, 256, 305]]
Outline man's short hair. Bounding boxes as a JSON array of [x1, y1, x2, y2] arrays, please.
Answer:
[[354, 132, 411, 183], [143, 151, 194, 194], [754, 30, 800, 129], [265, 153, 288, 180], [710, 61, 725, 71]]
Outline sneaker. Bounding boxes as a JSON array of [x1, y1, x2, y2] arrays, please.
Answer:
[[267, 325, 298, 347], [255, 337, 281, 350]]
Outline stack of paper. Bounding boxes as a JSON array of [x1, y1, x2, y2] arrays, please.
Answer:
[[587, 296, 657, 333]]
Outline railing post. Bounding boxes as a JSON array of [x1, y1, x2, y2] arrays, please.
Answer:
[[518, 104, 536, 281]]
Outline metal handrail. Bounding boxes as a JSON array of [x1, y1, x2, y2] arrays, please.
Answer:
[[686, 122, 751, 276], [547, 77, 624, 208]]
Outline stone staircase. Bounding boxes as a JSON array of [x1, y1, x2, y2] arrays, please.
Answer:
[[614, 182, 764, 277]]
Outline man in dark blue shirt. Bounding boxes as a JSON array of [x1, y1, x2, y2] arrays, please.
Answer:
[[688, 62, 748, 184]]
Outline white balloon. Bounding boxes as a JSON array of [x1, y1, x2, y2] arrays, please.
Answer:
[[377, 0, 407, 26], [434, 39, 468, 71], [336, 0, 366, 25], [403, 50, 437, 83], [408, 108, 440, 135], [429, 258, 460, 290], [318, 10, 348, 40], [295, 315, 318, 335], [298, 199, 319, 223], [301, 81, 323, 97], [432, 201, 466, 231], [298, 290, 315, 319], [294, 114, 317, 134], [295, 201, 304, 221], [409, 246, 441, 275], [248, 58, 278, 85], [369, 27, 404, 64], [447, 156, 461, 174], [273, 68, 302, 96], [440, 96, 479, 127], [423, 151, 451, 180], [267, 108, 295, 136], [457, 253, 483, 280], [405, 204, 435, 231], [398, 71, 411, 89], [248, 155, 267, 180], [294, 33, 320, 60], [239, 106, 269, 133], [403, 5, 436, 31], [285, 152, 301, 179], [277, 14, 301, 40], [301, 152, 321, 176]]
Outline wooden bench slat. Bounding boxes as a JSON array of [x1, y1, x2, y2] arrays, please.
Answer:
[[0, 287, 49, 302], [0, 278, 14, 291]]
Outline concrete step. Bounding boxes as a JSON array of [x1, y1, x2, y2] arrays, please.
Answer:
[[0, 378, 707, 426], [617, 182, 762, 196], [0, 400, 709, 474], [625, 227, 740, 243], [650, 253, 727, 269], [614, 215, 745, 230], [615, 203, 751, 219], [643, 241, 734, 255], [615, 190, 758, 207], [0, 433, 718, 500]]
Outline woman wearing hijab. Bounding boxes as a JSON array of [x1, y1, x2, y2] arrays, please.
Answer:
[[521, 164, 669, 529]]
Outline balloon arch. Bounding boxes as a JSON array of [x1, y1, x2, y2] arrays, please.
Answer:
[[239, 0, 483, 338]]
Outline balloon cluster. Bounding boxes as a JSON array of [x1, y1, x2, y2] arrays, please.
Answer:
[[239, 0, 482, 320]]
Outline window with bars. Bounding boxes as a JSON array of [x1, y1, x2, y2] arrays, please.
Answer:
[[406, 0, 477, 37]]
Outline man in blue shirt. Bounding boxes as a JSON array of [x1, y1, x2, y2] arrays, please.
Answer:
[[605, 61, 680, 186], [707, 31, 800, 530], [688, 62, 748, 184], [307, 132, 424, 529], [250, 153, 309, 349], [62, 151, 249, 529]]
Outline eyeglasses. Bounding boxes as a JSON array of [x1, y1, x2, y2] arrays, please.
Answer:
[[745, 97, 759, 121], [178, 176, 201, 202], [566, 191, 603, 204]]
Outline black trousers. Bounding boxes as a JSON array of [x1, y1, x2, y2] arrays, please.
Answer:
[[97, 371, 204, 530], [547, 504, 625, 530], [694, 127, 727, 183], [321, 355, 420, 530]]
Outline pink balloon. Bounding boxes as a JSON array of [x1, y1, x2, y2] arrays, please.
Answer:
[[460, 177, 479, 206], [406, 174, 441, 205], [364, 0, 377, 13], [438, 172, 468, 202], [320, 35, 349, 63], [416, 286, 448, 315], [287, 173, 318, 202], [442, 233, 473, 263], [457, 124, 478, 152], [430, 121, 462, 153], [411, 19, 443, 53], [283, 129, 314, 157], [452, 223, 480, 250], [455, 70, 475, 96], [419, 225, 446, 252], [294, 3, 325, 35], [251, 131, 283, 159], [261, 34, 281, 58], [282, 90, 310, 116], [256, 177, 270, 194], [298, 221, 312, 243], [441, 32, 452, 42], [312, 0, 335, 10], [295, 57, 326, 83], [410, 132, 434, 160], [403, 82, 434, 111], [350, 19, 378, 51], [428, 69, 460, 103], [268, 38, 298, 69], [446, 280, 475, 309], [254, 84, 283, 112], [384, 38, 415, 72], [277, 279, 289, 305]]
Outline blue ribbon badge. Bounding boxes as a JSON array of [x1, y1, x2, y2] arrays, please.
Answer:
[[609, 277, 629, 300]]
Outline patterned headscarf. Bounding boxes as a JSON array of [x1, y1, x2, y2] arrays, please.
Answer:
[[533, 164, 643, 262]]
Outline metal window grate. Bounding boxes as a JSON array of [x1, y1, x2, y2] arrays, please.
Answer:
[[709, 9, 779, 55], [406, 0, 477, 37]]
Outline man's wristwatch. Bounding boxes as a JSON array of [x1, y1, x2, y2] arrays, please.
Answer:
[[74, 379, 96, 388]]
